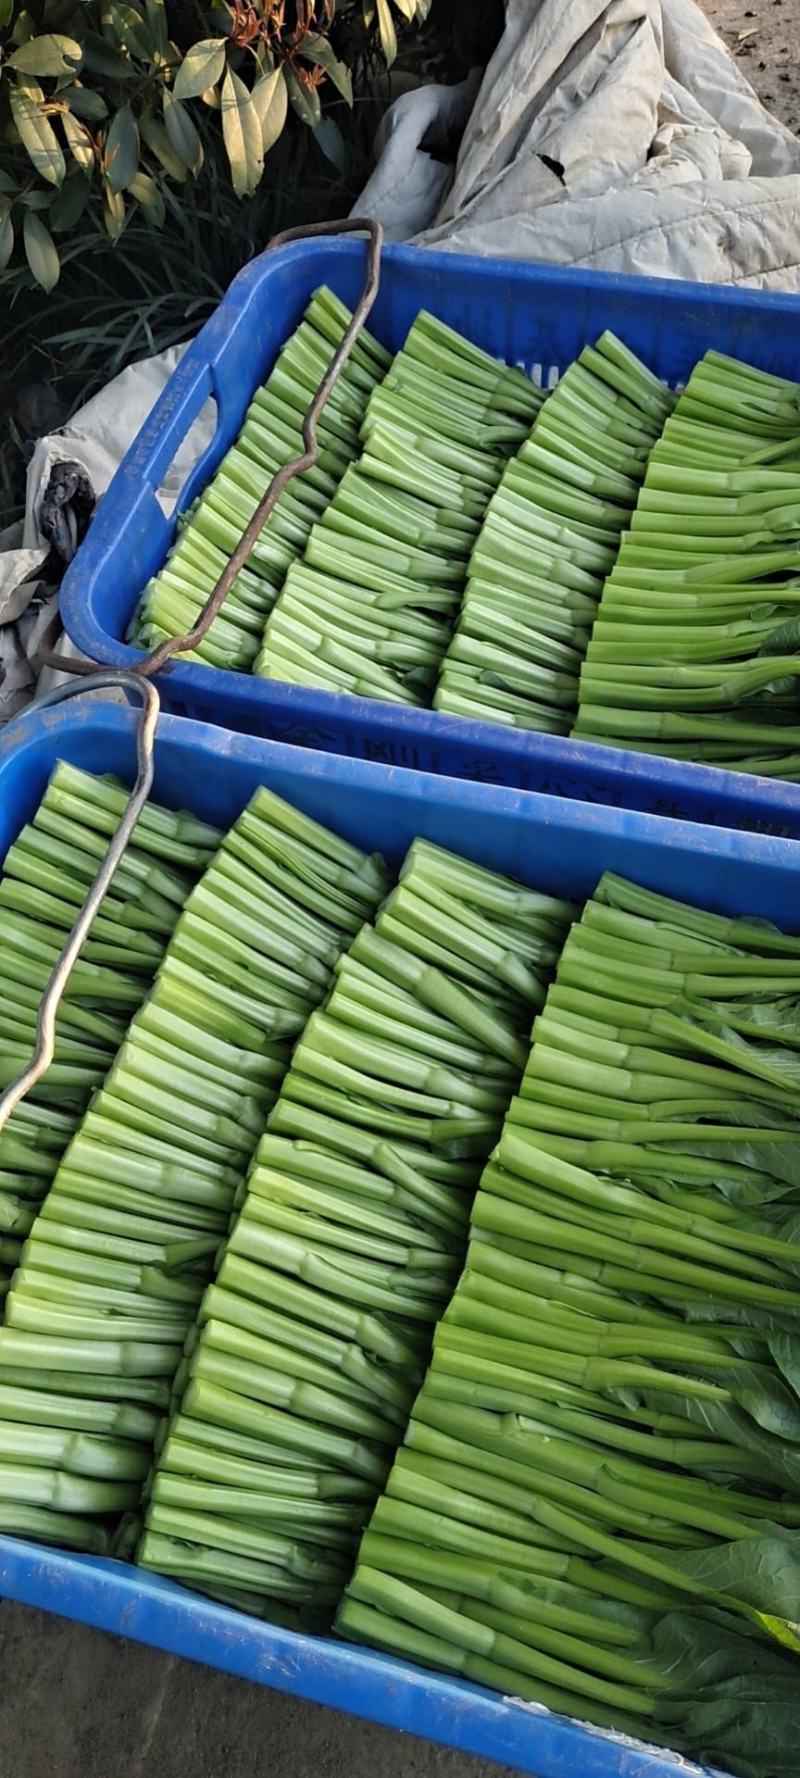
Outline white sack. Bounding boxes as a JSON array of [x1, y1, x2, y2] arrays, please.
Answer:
[[355, 0, 800, 286], [1, 345, 215, 720]]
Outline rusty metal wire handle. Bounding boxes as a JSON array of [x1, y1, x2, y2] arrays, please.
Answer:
[[0, 219, 383, 1135], [135, 216, 383, 679], [0, 673, 159, 1134], [40, 218, 384, 683]]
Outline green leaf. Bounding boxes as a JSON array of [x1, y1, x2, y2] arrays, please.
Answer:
[[220, 66, 262, 200], [283, 63, 322, 129], [10, 82, 66, 187], [653, 1611, 800, 1778], [81, 31, 134, 79], [162, 88, 203, 175], [375, 0, 397, 64], [0, 0, 13, 26], [23, 209, 60, 290], [128, 168, 165, 226], [61, 108, 95, 172], [105, 102, 139, 191], [20, 188, 54, 209], [103, 181, 125, 240], [140, 111, 188, 181], [102, 2, 154, 61], [49, 171, 91, 231], [250, 64, 288, 155], [769, 1331, 800, 1397], [11, 9, 36, 44], [61, 83, 109, 122], [663, 1533, 800, 1633], [760, 616, 800, 658], [9, 33, 83, 77], [143, 0, 168, 55], [0, 202, 14, 273], [174, 38, 227, 101], [299, 33, 353, 105], [314, 116, 349, 176]]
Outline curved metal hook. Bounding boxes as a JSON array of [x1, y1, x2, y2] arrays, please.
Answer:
[[0, 672, 160, 1135], [133, 217, 383, 679], [4, 220, 385, 1134]]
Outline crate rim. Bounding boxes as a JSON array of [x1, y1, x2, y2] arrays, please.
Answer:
[[4, 699, 800, 892], [0, 1535, 724, 1778]]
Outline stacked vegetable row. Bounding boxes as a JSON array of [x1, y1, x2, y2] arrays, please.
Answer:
[[254, 313, 544, 704], [0, 764, 219, 1308], [130, 288, 391, 671], [434, 334, 675, 732], [575, 351, 800, 776], [0, 787, 388, 1555], [138, 841, 574, 1623], [340, 871, 800, 1778]]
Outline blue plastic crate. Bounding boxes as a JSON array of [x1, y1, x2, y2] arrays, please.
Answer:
[[60, 240, 800, 839], [2, 700, 800, 1778]]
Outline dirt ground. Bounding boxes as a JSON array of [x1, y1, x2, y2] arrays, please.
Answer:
[[701, 0, 800, 132]]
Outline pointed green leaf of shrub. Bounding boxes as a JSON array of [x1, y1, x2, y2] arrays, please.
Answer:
[[103, 2, 154, 61], [314, 116, 349, 176], [284, 63, 322, 129], [103, 181, 126, 240], [174, 38, 227, 101], [251, 64, 288, 155], [106, 103, 139, 191], [143, 0, 169, 55], [0, 203, 14, 273], [49, 172, 92, 233], [162, 88, 203, 175], [375, 0, 397, 64], [128, 168, 166, 226], [10, 83, 66, 186], [9, 33, 83, 77], [61, 109, 95, 172], [300, 33, 353, 105], [23, 210, 60, 290], [220, 66, 263, 199], [61, 83, 109, 122], [81, 31, 134, 79], [140, 111, 188, 181]]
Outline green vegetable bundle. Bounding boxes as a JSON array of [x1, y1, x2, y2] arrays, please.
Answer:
[[130, 288, 391, 672], [434, 334, 675, 732], [0, 763, 219, 1309], [138, 841, 573, 1622], [0, 787, 388, 1556], [254, 313, 543, 703], [340, 871, 800, 1778], [575, 352, 800, 776]]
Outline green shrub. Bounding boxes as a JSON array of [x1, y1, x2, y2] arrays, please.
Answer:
[[0, 0, 428, 291]]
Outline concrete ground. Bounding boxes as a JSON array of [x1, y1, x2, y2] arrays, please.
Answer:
[[0, 1598, 515, 1778]]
